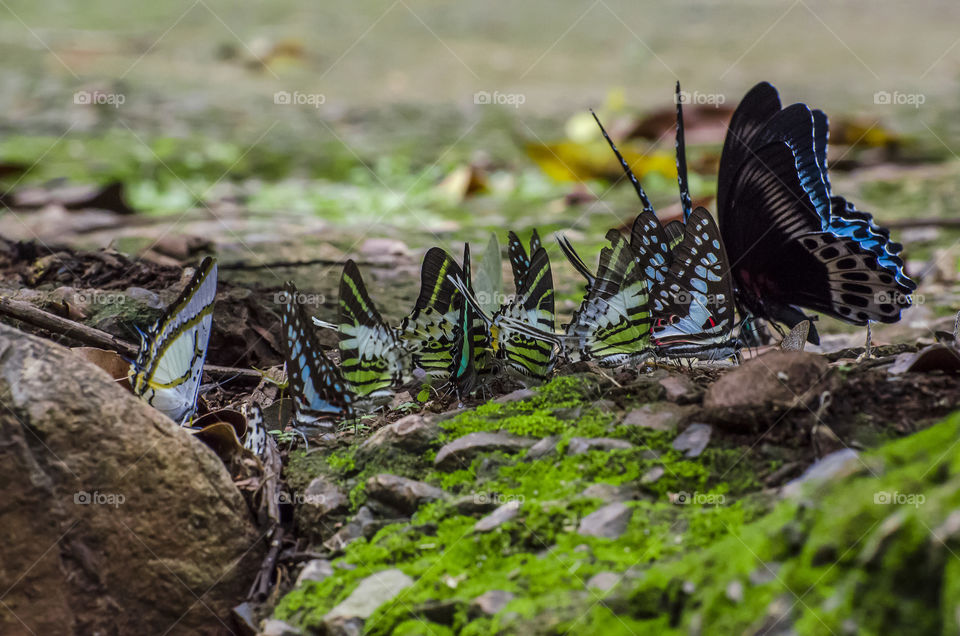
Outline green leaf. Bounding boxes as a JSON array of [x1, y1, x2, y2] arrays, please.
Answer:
[[416, 385, 431, 402]]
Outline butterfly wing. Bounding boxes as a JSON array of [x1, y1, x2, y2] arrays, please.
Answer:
[[130, 257, 217, 425], [507, 231, 531, 294], [675, 82, 693, 222], [450, 243, 481, 398], [280, 282, 354, 423], [494, 247, 558, 381], [717, 81, 781, 215], [569, 230, 653, 364], [652, 208, 738, 358], [402, 248, 463, 379], [721, 141, 913, 325], [630, 212, 674, 287], [338, 260, 410, 398]]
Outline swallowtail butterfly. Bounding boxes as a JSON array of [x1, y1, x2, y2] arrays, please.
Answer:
[[651, 207, 740, 360], [560, 229, 654, 365], [452, 245, 560, 382], [334, 260, 414, 401], [717, 82, 915, 339], [129, 257, 217, 425], [280, 282, 354, 424]]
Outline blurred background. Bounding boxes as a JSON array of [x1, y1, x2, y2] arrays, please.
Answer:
[[2, 0, 960, 338]]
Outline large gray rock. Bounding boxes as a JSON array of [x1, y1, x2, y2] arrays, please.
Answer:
[[325, 569, 414, 626], [0, 324, 262, 634], [672, 424, 713, 458], [474, 501, 521, 532], [360, 414, 439, 453], [578, 502, 633, 539], [567, 437, 633, 455], [366, 474, 446, 514], [434, 432, 536, 470]]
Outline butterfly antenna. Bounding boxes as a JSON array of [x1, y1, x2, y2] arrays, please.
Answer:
[[591, 109, 655, 214], [675, 81, 693, 222]]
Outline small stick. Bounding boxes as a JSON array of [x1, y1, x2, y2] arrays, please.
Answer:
[[0, 296, 261, 380]]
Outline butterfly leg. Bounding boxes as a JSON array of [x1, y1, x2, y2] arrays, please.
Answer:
[[855, 323, 874, 362]]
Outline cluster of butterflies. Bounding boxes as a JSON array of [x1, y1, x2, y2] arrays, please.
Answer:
[[127, 81, 915, 430]]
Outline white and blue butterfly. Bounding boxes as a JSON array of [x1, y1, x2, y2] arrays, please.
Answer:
[[279, 282, 355, 426], [129, 257, 217, 425]]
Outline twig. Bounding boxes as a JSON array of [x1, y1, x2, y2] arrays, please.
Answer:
[[0, 296, 261, 380], [220, 257, 380, 271], [247, 525, 285, 602]]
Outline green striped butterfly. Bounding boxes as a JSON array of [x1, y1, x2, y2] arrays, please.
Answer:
[[399, 247, 463, 381], [333, 260, 414, 401], [507, 229, 541, 294], [452, 245, 561, 383], [129, 257, 217, 425], [449, 243, 492, 399], [559, 229, 654, 365]]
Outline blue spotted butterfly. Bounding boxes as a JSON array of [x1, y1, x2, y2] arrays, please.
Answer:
[[280, 282, 354, 425]]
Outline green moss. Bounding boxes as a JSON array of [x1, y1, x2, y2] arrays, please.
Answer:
[[275, 411, 960, 634]]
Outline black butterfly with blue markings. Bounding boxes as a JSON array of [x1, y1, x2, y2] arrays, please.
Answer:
[[279, 282, 354, 425], [129, 257, 217, 425], [717, 82, 915, 340]]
